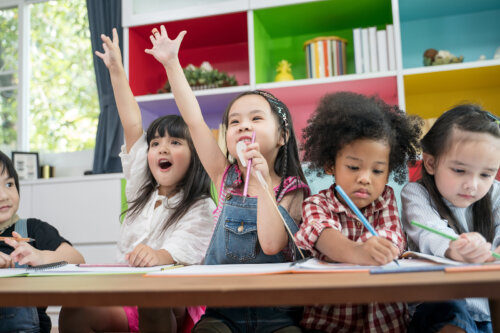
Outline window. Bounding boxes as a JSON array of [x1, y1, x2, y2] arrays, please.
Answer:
[[0, 6, 18, 150], [0, 0, 98, 153]]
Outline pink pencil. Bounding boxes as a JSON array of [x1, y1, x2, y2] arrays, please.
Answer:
[[242, 131, 256, 197]]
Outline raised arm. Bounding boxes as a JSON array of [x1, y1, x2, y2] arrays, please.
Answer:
[[95, 28, 143, 152], [144, 26, 228, 185]]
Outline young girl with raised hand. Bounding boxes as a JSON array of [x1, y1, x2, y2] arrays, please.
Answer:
[[296, 91, 422, 332], [58, 28, 215, 333], [402, 105, 500, 333], [0, 151, 84, 333], [146, 25, 309, 332]]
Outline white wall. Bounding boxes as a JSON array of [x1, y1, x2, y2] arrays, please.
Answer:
[[39, 150, 94, 178], [18, 173, 123, 263]]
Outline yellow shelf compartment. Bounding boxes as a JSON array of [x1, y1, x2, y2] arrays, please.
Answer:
[[404, 63, 500, 119]]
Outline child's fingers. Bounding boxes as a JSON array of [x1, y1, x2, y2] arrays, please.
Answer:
[[100, 34, 113, 48], [174, 30, 187, 44], [366, 237, 397, 264], [149, 35, 157, 48], [102, 42, 110, 54], [95, 50, 105, 60], [112, 27, 119, 44], [160, 25, 168, 38], [449, 238, 467, 251], [462, 242, 492, 262], [3, 238, 18, 249], [0, 252, 14, 268], [127, 249, 140, 266], [17, 253, 35, 266]]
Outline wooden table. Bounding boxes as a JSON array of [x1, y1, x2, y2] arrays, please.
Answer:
[[1, 270, 499, 330]]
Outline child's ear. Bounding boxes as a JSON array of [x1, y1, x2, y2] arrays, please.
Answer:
[[324, 164, 335, 176], [278, 128, 290, 147], [422, 153, 436, 175]]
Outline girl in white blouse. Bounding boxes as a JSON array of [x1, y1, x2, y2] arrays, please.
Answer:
[[59, 28, 215, 333]]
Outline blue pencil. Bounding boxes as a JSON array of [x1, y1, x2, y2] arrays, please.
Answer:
[[335, 185, 400, 266]]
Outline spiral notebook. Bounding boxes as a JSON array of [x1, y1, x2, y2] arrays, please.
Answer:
[[0, 261, 174, 277]]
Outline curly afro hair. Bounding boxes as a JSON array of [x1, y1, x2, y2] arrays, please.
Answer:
[[302, 91, 423, 184]]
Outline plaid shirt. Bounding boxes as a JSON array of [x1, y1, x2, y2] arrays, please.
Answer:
[[296, 184, 408, 332]]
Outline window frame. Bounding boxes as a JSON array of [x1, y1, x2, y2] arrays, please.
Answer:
[[1, 0, 96, 152]]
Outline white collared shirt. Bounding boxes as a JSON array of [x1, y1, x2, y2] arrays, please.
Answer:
[[117, 134, 215, 265]]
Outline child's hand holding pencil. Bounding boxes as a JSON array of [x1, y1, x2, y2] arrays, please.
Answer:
[[0, 236, 35, 243], [411, 221, 500, 263]]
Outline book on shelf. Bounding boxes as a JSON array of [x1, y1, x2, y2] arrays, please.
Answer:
[[361, 28, 370, 73], [353, 25, 396, 74], [368, 26, 378, 72], [353, 28, 363, 74], [386, 24, 396, 71], [376, 29, 388, 72]]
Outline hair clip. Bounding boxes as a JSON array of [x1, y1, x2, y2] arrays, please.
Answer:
[[275, 104, 289, 127], [486, 112, 500, 126], [254, 90, 289, 127]]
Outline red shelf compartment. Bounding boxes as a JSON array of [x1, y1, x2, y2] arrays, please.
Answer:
[[128, 12, 249, 96]]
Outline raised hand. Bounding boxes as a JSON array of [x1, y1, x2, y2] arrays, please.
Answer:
[[145, 25, 186, 67], [5, 231, 45, 266], [446, 232, 492, 263], [95, 28, 123, 71]]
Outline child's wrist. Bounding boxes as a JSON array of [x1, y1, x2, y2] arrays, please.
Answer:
[[163, 58, 181, 70]]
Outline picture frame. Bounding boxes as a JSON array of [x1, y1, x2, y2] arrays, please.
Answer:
[[11, 151, 39, 180]]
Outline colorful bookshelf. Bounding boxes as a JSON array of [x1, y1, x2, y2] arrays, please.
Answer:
[[123, 0, 499, 141]]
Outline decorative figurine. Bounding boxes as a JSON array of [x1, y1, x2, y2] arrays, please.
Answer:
[[274, 60, 294, 82], [423, 48, 463, 66]]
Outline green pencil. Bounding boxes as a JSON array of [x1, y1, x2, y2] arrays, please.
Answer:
[[411, 220, 500, 260]]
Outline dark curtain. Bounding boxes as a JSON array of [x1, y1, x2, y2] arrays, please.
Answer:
[[87, 0, 123, 173]]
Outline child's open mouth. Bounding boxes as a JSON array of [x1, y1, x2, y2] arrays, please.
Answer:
[[158, 160, 172, 171]]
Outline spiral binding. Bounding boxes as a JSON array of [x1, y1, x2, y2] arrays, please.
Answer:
[[27, 261, 68, 271]]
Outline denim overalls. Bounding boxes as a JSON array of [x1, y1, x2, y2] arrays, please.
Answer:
[[0, 219, 40, 333], [200, 166, 302, 332]]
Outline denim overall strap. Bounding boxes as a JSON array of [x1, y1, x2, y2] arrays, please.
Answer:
[[0, 219, 40, 333], [200, 167, 302, 332], [14, 219, 28, 268]]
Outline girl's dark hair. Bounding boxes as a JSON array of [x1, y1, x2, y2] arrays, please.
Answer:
[[0, 151, 19, 195], [123, 115, 211, 234], [222, 90, 307, 197], [420, 104, 500, 242], [302, 91, 422, 185]]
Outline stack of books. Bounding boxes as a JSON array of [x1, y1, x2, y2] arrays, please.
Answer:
[[304, 36, 348, 79], [352, 25, 396, 74]]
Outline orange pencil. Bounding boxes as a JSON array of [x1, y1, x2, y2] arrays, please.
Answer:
[[0, 236, 35, 243]]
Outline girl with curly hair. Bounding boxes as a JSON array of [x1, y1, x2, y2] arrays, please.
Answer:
[[295, 91, 422, 332]]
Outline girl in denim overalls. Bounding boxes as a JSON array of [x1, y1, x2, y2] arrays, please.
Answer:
[[146, 26, 310, 332]]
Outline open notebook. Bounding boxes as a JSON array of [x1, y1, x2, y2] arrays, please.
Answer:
[[145, 251, 500, 277], [0, 261, 175, 278]]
